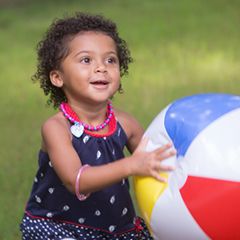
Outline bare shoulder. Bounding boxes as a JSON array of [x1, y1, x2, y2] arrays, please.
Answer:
[[114, 108, 142, 136], [114, 108, 144, 153], [41, 112, 71, 151], [41, 112, 67, 133]]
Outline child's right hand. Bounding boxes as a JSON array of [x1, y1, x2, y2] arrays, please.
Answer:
[[129, 137, 176, 182]]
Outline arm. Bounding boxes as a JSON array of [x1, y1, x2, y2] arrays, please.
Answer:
[[42, 114, 134, 195], [116, 109, 176, 181], [42, 112, 175, 196], [115, 110, 145, 154]]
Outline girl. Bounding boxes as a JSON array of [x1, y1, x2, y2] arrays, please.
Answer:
[[20, 12, 175, 240]]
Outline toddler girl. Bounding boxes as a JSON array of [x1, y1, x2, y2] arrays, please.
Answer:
[[20, 12, 175, 240]]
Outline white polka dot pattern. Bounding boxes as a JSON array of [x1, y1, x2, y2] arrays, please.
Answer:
[[20, 215, 153, 239]]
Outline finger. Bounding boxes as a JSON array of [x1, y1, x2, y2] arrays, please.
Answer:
[[154, 142, 174, 154], [151, 171, 168, 183], [159, 164, 176, 171], [152, 161, 175, 172], [155, 149, 177, 161]]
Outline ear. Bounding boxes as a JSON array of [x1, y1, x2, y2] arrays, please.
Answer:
[[49, 70, 64, 88]]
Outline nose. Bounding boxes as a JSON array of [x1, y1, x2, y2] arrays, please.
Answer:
[[94, 61, 107, 73]]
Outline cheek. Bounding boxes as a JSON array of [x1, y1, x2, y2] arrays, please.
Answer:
[[112, 68, 121, 80], [111, 75, 121, 94], [113, 74, 121, 88], [108, 65, 120, 79]]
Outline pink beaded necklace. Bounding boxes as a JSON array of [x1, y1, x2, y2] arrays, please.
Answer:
[[60, 102, 113, 137]]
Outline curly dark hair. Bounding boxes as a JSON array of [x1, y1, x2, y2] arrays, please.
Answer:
[[32, 12, 133, 108]]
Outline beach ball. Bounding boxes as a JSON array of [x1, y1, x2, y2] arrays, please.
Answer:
[[134, 93, 240, 240]]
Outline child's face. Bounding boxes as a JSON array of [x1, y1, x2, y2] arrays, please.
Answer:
[[51, 31, 121, 105]]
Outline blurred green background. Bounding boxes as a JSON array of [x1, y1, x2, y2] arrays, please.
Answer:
[[0, 0, 239, 239]]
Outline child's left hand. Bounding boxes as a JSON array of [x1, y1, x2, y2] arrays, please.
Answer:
[[128, 137, 176, 182]]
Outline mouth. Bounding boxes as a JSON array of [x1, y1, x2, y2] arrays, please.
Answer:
[[90, 80, 109, 87]]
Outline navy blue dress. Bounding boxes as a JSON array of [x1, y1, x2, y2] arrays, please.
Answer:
[[20, 114, 153, 239]]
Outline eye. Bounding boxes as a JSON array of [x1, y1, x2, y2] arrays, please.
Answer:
[[80, 57, 91, 64], [106, 56, 118, 64]]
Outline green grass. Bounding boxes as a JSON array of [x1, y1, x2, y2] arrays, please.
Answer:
[[0, 0, 240, 239]]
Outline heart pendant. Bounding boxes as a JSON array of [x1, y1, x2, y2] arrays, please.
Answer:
[[70, 124, 84, 138]]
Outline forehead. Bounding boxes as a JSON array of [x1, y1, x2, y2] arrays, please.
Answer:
[[67, 31, 117, 53]]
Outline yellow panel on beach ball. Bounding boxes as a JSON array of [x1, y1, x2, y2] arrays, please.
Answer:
[[133, 173, 168, 228]]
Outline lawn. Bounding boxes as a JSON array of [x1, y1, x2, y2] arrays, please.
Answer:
[[0, 0, 239, 239]]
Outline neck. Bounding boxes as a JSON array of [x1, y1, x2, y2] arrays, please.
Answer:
[[67, 100, 109, 126]]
